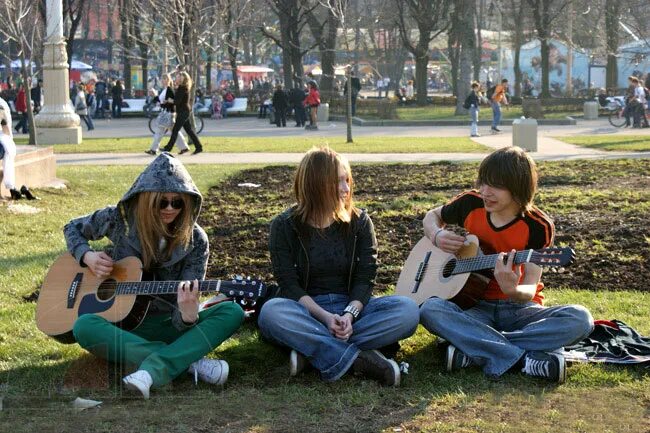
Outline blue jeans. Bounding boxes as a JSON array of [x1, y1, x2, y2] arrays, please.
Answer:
[[469, 106, 479, 135], [222, 101, 234, 118], [419, 298, 593, 377], [258, 294, 419, 381], [491, 101, 501, 129]]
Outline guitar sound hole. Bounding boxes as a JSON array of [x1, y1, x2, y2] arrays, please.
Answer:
[[97, 279, 117, 301], [442, 259, 456, 278]]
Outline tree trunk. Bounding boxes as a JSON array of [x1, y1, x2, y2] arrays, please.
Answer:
[[605, 0, 619, 90], [20, 58, 37, 145], [316, 8, 338, 102], [473, 2, 482, 82], [455, 0, 475, 115], [206, 57, 212, 93], [540, 36, 550, 97]]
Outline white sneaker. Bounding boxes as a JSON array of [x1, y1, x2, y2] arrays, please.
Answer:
[[188, 358, 229, 385], [289, 349, 306, 377], [122, 370, 153, 399]]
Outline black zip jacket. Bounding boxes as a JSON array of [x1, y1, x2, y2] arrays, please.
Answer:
[[174, 85, 191, 114], [268, 206, 378, 305]]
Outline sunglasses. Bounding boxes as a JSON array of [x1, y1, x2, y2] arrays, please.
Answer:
[[159, 198, 184, 210]]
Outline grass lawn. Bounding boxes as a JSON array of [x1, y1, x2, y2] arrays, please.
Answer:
[[556, 135, 650, 152], [30, 136, 490, 154], [1, 160, 649, 432], [397, 105, 582, 121]]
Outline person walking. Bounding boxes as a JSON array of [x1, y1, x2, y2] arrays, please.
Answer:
[[145, 73, 189, 155], [288, 84, 307, 127], [272, 84, 289, 127], [111, 80, 124, 118], [464, 81, 482, 137], [14, 83, 28, 134], [304, 81, 321, 130], [344, 71, 362, 117], [163, 72, 203, 155], [74, 84, 95, 131], [31, 79, 42, 115], [490, 78, 509, 133]]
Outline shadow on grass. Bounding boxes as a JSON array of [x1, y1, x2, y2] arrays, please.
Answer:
[[2, 323, 648, 433]]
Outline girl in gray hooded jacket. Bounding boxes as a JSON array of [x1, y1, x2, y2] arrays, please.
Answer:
[[65, 153, 244, 399]]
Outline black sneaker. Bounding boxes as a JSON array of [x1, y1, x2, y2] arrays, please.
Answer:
[[446, 344, 474, 372], [20, 185, 38, 200], [10, 188, 22, 200], [491, 127, 501, 132], [352, 349, 400, 386], [521, 351, 566, 383]]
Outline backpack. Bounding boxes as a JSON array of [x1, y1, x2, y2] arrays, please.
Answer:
[[486, 85, 497, 101], [463, 94, 472, 110]]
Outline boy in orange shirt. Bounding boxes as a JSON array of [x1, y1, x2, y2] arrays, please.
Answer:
[[419, 146, 593, 383]]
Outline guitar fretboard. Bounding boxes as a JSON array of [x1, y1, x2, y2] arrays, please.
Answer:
[[451, 250, 534, 275], [114, 280, 250, 296]]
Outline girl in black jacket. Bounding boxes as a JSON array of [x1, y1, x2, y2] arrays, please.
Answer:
[[258, 147, 419, 386], [163, 72, 203, 155]]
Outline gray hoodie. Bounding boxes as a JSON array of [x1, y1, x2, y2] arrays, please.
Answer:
[[64, 153, 208, 330]]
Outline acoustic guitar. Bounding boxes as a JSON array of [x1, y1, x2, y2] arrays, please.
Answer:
[[36, 253, 266, 343], [395, 235, 575, 308]]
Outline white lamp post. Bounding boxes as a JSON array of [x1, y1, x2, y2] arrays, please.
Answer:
[[35, 0, 81, 145]]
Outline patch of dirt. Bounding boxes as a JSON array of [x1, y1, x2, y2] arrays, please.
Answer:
[[201, 160, 650, 293]]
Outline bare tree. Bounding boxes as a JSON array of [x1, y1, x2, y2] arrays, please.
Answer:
[[305, 1, 339, 100], [604, 0, 620, 90], [261, 0, 318, 88], [454, 0, 476, 114], [320, 0, 354, 142], [526, 0, 571, 97], [396, 0, 451, 105], [0, 0, 43, 145]]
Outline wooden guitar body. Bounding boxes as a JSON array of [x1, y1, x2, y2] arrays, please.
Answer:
[[36, 253, 266, 344], [395, 235, 485, 306], [36, 254, 143, 343]]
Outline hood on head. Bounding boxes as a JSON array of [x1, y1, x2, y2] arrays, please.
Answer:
[[119, 153, 202, 223]]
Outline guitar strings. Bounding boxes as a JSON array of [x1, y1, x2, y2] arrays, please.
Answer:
[[406, 251, 561, 276]]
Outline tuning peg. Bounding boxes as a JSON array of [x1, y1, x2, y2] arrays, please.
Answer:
[[240, 299, 248, 306]]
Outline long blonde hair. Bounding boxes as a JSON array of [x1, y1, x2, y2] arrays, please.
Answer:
[[177, 71, 192, 90], [135, 191, 194, 270], [293, 146, 357, 227]]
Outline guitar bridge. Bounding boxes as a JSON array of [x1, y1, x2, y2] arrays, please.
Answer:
[[412, 251, 432, 293], [67, 273, 83, 309]]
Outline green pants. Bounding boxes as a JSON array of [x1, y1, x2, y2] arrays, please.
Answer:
[[72, 301, 245, 386]]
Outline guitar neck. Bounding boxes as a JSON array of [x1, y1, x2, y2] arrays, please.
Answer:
[[451, 250, 534, 275], [115, 280, 231, 296]]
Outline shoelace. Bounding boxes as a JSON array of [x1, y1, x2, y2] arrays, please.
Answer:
[[523, 358, 550, 377]]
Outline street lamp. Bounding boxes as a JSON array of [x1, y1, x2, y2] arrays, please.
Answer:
[[488, 2, 502, 82]]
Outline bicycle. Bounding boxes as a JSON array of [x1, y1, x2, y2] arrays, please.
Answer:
[[606, 96, 650, 128], [147, 106, 204, 135]]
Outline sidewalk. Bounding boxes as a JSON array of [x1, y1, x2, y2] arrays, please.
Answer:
[[43, 117, 650, 165], [55, 136, 650, 166]]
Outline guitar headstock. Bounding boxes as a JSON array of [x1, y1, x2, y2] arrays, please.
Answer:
[[221, 276, 267, 305], [529, 247, 575, 267]]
